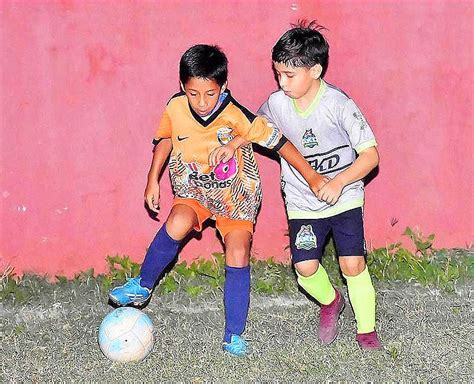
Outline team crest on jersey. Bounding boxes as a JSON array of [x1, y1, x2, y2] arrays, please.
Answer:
[[295, 225, 317, 250], [302, 128, 318, 148], [217, 127, 234, 145]]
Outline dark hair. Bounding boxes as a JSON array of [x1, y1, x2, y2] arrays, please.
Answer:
[[272, 20, 329, 78], [179, 44, 228, 87]]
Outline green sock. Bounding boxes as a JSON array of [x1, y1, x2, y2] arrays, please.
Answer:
[[296, 264, 335, 305], [344, 266, 376, 334]]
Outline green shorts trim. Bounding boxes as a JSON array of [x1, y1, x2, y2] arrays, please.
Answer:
[[287, 198, 364, 220]]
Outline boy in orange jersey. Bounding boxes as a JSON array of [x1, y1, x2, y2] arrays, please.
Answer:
[[109, 44, 326, 357]]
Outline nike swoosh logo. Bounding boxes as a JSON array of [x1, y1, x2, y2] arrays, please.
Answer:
[[177, 136, 189, 141]]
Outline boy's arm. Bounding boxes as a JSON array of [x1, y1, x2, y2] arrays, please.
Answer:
[[277, 140, 327, 194], [208, 136, 249, 166], [317, 98, 380, 205], [211, 130, 327, 194], [235, 115, 327, 195], [318, 146, 379, 205], [144, 139, 172, 213]]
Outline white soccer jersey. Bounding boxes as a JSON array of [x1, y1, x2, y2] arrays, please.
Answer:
[[258, 80, 377, 219]]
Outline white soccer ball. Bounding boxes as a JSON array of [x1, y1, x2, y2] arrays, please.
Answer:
[[98, 307, 154, 362]]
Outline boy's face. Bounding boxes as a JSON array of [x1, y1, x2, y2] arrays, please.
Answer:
[[181, 77, 226, 117], [273, 62, 322, 100]]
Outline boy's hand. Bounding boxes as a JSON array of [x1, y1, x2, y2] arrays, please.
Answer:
[[209, 144, 236, 166], [317, 176, 344, 205], [144, 180, 160, 213], [309, 176, 330, 200]]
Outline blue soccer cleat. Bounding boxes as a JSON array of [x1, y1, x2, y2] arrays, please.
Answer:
[[223, 334, 248, 357], [109, 277, 152, 306]]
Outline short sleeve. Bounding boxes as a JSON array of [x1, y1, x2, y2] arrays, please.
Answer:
[[152, 110, 172, 145], [257, 99, 277, 128], [340, 99, 377, 153], [234, 115, 285, 150]]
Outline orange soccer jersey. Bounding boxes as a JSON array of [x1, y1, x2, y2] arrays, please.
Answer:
[[153, 90, 285, 223]]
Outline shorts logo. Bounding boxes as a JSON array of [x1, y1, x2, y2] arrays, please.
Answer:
[[295, 225, 317, 250], [217, 127, 234, 145], [302, 128, 318, 148]]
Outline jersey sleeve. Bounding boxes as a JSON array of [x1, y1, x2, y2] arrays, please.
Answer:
[[234, 115, 286, 151], [340, 99, 377, 153], [152, 109, 172, 145], [257, 99, 278, 127]]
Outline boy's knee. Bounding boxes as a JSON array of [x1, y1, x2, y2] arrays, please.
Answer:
[[166, 205, 198, 240], [225, 244, 250, 267], [294, 259, 320, 277], [339, 256, 366, 276], [224, 231, 251, 267]]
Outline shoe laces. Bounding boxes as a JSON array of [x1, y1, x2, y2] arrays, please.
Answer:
[[226, 335, 248, 355], [123, 277, 141, 290]]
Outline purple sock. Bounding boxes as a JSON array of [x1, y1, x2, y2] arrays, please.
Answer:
[[223, 265, 250, 343], [139, 224, 180, 289]]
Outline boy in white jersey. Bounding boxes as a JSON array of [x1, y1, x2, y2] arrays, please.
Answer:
[[258, 21, 382, 349]]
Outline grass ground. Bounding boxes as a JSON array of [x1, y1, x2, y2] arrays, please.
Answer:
[[0, 245, 473, 382], [0, 278, 472, 382]]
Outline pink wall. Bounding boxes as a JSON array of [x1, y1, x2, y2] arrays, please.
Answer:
[[1, 1, 472, 277]]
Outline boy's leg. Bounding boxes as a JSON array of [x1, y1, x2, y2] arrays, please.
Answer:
[[109, 200, 207, 306], [219, 219, 253, 356], [295, 260, 334, 304], [339, 257, 381, 349], [290, 219, 345, 345], [332, 208, 381, 350], [139, 203, 200, 288], [339, 257, 375, 332]]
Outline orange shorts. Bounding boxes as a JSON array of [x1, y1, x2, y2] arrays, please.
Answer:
[[172, 198, 253, 238]]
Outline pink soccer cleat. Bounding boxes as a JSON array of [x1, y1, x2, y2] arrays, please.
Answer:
[[318, 288, 345, 345], [356, 330, 383, 350]]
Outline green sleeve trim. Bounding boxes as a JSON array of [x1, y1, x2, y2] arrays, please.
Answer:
[[355, 139, 377, 154], [292, 80, 327, 118], [287, 198, 364, 219]]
